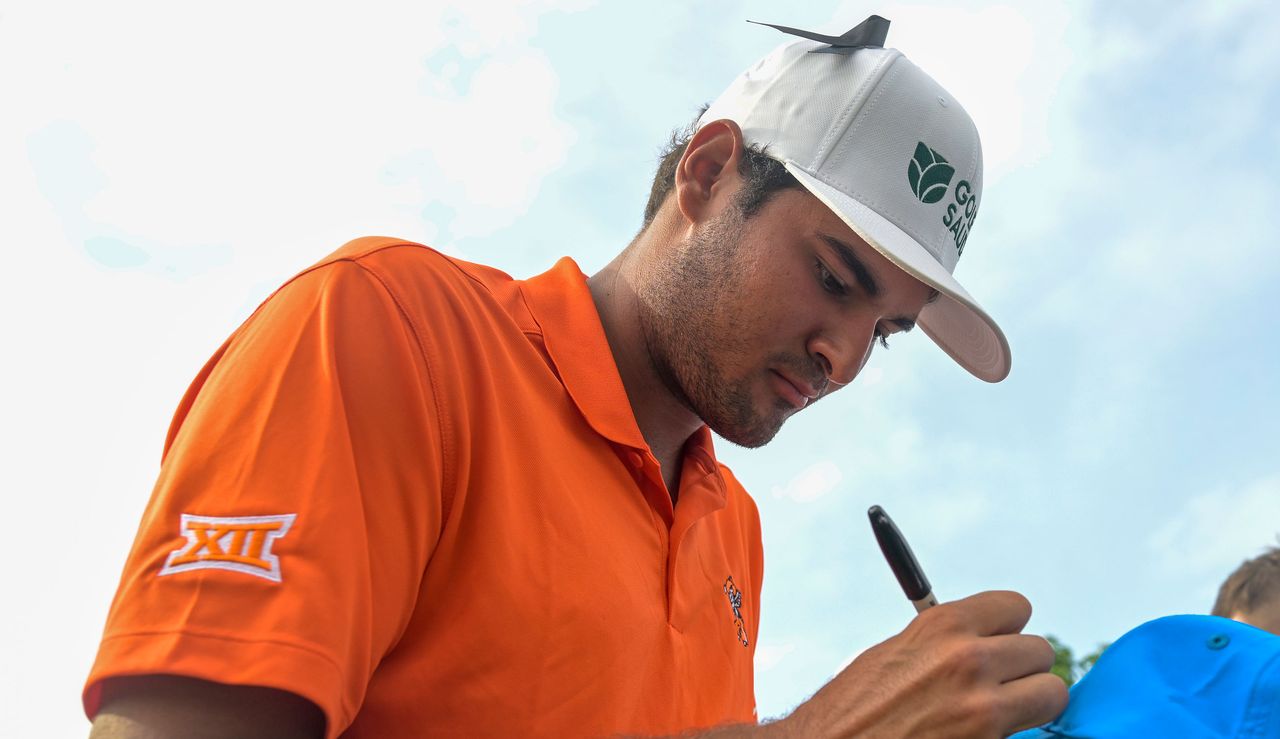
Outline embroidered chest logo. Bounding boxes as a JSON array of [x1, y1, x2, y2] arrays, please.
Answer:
[[722, 576, 750, 648], [159, 513, 297, 583]]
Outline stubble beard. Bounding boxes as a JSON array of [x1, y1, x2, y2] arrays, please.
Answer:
[[635, 206, 793, 449]]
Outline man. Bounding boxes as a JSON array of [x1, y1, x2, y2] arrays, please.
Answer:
[[85, 17, 1066, 739], [1214, 544, 1280, 635]]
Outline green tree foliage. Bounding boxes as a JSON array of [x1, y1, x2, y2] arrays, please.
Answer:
[[1079, 643, 1108, 673], [1044, 635, 1111, 687]]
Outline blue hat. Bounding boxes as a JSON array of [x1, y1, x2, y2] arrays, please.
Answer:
[[1011, 615, 1280, 738]]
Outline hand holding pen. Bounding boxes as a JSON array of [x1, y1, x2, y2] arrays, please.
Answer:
[[771, 504, 1068, 738]]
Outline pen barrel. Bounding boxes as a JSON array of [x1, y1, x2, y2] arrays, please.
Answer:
[[867, 505, 934, 602], [911, 592, 938, 613]]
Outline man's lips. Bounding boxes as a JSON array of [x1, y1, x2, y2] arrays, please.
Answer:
[[770, 370, 820, 409]]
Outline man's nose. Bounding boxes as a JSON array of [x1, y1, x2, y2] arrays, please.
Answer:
[[809, 320, 877, 387]]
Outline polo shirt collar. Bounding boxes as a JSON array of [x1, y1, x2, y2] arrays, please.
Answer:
[[518, 257, 721, 471]]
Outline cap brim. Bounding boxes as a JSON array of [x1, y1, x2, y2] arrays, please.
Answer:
[[784, 161, 1011, 383]]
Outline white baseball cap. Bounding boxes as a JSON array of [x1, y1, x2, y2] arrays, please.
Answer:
[[697, 17, 1011, 382]]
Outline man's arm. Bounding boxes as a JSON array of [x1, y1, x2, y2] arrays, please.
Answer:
[[88, 675, 325, 739], [90, 592, 1061, 739], [82, 259, 445, 737], [680, 591, 1068, 739]]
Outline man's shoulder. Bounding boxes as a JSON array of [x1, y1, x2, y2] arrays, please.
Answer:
[[292, 236, 526, 327], [309, 236, 514, 292]]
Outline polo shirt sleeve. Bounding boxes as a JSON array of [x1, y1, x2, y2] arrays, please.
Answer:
[[83, 258, 446, 738]]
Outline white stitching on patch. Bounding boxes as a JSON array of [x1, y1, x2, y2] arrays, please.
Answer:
[[158, 513, 298, 583]]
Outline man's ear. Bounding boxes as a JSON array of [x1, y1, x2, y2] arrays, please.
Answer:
[[674, 118, 746, 226]]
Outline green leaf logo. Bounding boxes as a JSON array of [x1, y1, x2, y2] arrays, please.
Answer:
[[907, 142, 955, 204]]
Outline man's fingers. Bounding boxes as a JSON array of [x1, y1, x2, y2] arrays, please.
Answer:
[[987, 633, 1057, 683], [993, 672, 1069, 736], [927, 590, 1033, 637]]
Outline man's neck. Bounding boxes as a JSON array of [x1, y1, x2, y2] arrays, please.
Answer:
[[587, 244, 703, 501]]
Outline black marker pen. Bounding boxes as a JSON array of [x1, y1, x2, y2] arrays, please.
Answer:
[[868, 505, 938, 613]]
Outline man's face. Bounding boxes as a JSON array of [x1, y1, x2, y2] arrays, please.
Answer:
[[636, 186, 937, 448]]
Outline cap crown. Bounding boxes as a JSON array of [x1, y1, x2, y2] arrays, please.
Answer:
[[699, 41, 983, 274]]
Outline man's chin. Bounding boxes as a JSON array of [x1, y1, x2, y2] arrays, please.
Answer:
[[705, 410, 788, 449]]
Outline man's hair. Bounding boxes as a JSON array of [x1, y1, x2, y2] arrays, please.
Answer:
[[642, 105, 804, 227], [1212, 543, 1280, 617]]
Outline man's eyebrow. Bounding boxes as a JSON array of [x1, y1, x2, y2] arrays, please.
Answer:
[[818, 233, 943, 333], [817, 233, 880, 298]]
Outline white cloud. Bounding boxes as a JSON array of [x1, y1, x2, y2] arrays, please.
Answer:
[[754, 642, 796, 672], [773, 460, 843, 503], [385, 50, 577, 240], [1148, 475, 1280, 576], [6, 0, 589, 276]]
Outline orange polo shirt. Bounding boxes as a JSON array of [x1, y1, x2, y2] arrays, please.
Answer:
[[84, 237, 765, 738]]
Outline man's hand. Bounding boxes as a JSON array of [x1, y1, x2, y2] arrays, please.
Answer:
[[767, 591, 1066, 739]]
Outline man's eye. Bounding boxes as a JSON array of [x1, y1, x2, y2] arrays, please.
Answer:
[[816, 260, 846, 295], [875, 329, 891, 350]]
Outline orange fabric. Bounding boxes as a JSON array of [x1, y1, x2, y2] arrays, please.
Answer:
[[84, 237, 765, 738]]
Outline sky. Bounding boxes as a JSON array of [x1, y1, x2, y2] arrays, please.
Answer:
[[3, 0, 1279, 735]]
